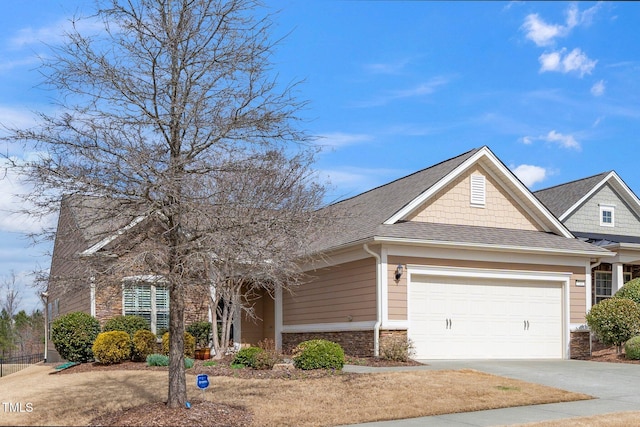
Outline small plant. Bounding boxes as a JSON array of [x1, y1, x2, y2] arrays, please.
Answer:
[[186, 321, 212, 348], [162, 332, 196, 358], [132, 329, 158, 361], [102, 315, 150, 339], [51, 312, 101, 363], [231, 363, 246, 369], [92, 331, 131, 365], [625, 336, 640, 360], [146, 353, 194, 368], [586, 298, 640, 354], [203, 360, 217, 367], [232, 346, 264, 368], [292, 339, 345, 370], [253, 338, 283, 370], [147, 353, 169, 366], [379, 335, 415, 362], [614, 278, 640, 305]]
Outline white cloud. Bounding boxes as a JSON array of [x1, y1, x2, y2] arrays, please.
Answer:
[[316, 132, 373, 151], [539, 48, 596, 77], [9, 18, 104, 49], [318, 167, 403, 200], [544, 130, 580, 150], [522, 13, 567, 47], [512, 164, 547, 187], [522, 4, 602, 47], [364, 59, 411, 75], [519, 130, 581, 150], [0, 157, 56, 234], [591, 80, 606, 96], [352, 76, 450, 108]]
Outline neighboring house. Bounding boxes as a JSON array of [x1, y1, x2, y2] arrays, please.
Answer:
[[46, 146, 612, 362], [535, 171, 640, 306]]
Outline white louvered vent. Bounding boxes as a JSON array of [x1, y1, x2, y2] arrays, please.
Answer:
[[470, 174, 486, 207]]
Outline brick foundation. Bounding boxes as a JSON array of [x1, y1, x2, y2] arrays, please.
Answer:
[[282, 330, 375, 357], [570, 330, 591, 359]]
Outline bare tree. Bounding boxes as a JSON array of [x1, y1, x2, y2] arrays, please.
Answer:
[[4, 0, 326, 407]]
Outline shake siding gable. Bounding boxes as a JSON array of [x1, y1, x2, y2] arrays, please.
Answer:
[[406, 165, 542, 231], [564, 183, 640, 237], [283, 258, 377, 325]]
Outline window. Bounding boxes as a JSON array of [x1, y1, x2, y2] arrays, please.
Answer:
[[594, 271, 612, 304], [470, 174, 486, 207], [599, 204, 615, 227], [123, 280, 169, 334]]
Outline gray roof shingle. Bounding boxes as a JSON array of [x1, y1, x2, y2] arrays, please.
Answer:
[[533, 172, 610, 217]]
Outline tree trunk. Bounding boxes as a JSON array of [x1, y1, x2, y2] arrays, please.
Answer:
[[167, 280, 186, 408]]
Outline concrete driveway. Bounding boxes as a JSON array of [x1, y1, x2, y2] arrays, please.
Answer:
[[343, 359, 640, 426]]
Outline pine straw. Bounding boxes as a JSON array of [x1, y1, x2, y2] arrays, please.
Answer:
[[0, 364, 592, 427]]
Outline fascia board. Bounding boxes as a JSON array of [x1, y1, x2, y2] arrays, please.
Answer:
[[383, 148, 488, 225], [372, 235, 615, 258], [80, 215, 147, 256], [609, 173, 640, 218]]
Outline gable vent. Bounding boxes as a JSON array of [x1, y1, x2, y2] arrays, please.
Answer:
[[470, 174, 486, 207]]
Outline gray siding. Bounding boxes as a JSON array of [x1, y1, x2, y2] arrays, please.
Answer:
[[564, 184, 640, 237]]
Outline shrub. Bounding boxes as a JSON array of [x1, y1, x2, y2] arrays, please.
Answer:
[[102, 315, 150, 339], [380, 335, 415, 362], [146, 353, 194, 368], [614, 278, 640, 305], [51, 312, 101, 362], [253, 338, 283, 370], [92, 331, 131, 365], [132, 329, 158, 361], [161, 332, 196, 358], [186, 321, 211, 348], [625, 336, 640, 360], [232, 346, 264, 368], [586, 298, 640, 353], [292, 339, 345, 370]]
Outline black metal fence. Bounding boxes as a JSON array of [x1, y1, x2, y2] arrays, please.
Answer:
[[0, 353, 44, 378]]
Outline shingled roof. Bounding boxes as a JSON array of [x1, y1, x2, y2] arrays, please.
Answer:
[[311, 147, 610, 257], [533, 172, 610, 218]]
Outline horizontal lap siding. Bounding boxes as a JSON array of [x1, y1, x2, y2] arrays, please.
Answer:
[[283, 258, 376, 324]]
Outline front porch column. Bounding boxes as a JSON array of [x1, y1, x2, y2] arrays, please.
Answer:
[[612, 262, 624, 295]]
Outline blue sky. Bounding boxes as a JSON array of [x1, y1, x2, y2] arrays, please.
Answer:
[[1, 1, 639, 311]]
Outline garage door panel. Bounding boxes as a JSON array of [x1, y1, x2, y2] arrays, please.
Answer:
[[409, 275, 563, 360]]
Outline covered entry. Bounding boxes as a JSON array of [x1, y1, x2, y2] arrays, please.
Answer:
[[408, 267, 568, 359]]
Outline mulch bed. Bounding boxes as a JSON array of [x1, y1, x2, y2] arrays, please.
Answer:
[[582, 346, 640, 364]]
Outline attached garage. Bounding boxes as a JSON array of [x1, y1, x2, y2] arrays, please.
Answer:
[[408, 268, 569, 359]]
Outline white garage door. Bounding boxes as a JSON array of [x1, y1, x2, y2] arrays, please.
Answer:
[[409, 275, 563, 359]]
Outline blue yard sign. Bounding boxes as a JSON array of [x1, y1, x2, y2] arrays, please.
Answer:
[[196, 374, 209, 390]]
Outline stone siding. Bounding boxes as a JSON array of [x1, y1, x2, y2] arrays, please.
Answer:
[[282, 330, 375, 357], [570, 330, 591, 359]]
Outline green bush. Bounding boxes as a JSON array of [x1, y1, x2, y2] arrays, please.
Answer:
[[253, 338, 283, 370], [132, 329, 158, 361], [186, 321, 211, 348], [232, 346, 264, 368], [586, 298, 640, 353], [102, 315, 150, 339], [292, 339, 345, 370], [51, 312, 101, 362], [380, 335, 415, 362], [614, 278, 640, 305], [92, 331, 131, 365], [146, 353, 194, 368], [625, 336, 640, 360], [161, 332, 196, 358]]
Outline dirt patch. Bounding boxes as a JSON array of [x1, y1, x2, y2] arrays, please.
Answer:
[[583, 347, 640, 364]]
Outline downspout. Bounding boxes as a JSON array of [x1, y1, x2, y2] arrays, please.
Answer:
[[363, 244, 382, 357]]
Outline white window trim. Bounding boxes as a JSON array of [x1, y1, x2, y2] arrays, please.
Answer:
[[122, 276, 169, 334], [599, 204, 615, 227], [470, 174, 486, 208], [594, 270, 612, 303]]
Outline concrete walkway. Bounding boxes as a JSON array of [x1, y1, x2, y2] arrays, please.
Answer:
[[343, 359, 640, 426]]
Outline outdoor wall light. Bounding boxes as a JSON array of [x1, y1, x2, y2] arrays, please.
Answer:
[[394, 264, 404, 281]]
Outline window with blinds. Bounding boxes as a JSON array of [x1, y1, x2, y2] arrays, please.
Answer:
[[470, 174, 486, 207], [123, 282, 169, 334]]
